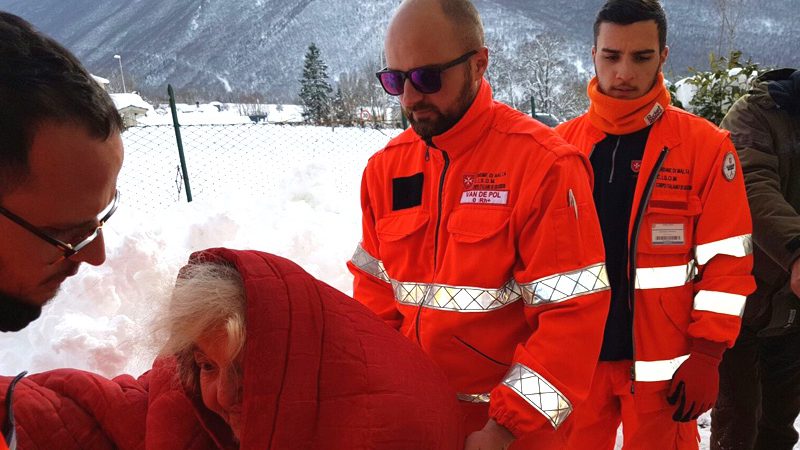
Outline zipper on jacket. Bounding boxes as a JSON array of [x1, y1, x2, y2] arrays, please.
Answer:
[[627, 146, 669, 393], [414, 146, 450, 346], [608, 136, 622, 183], [433, 149, 450, 271]]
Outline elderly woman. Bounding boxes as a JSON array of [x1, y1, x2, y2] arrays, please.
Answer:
[[0, 248, 462, 449]]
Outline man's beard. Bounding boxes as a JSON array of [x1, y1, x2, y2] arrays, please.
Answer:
[[404, 71, 476, 140], [0, 291, 43, 332]]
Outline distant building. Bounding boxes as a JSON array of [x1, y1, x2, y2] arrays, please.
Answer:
[[91, 74, 110, 91], [110, 93, 154, 127]]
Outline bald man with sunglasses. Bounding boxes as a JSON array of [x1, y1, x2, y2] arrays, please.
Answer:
[[347, 1, 610, 448], [0, 12, 124, 334]]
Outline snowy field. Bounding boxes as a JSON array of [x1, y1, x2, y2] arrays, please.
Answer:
[[0, 122, 399, 377], [0, 122, 794, 448]]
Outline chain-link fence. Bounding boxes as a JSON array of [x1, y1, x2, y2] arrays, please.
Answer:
[[119, 122, 403, 213]]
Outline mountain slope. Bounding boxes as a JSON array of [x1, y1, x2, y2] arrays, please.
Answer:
[[0, 0, 796, 101]]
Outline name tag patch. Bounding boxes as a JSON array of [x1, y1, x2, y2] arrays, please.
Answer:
[[652, 223, 685, 245], [461, 190, 508, 205]]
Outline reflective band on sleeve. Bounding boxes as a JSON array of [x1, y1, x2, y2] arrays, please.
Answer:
[[393, 279, 522, 312], [519, 263, 610, 306], [695, 234, 753, 266], [350, 243, 390, 283], [501, 363, 573, 429], [634, 354, 690, 382], [635, 260, 696, 289], [694, 290, 747, 317], [457, 392, 491, 403]]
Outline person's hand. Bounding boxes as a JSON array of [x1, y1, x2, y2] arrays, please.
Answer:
[[667, 339, 726, 422], [791, 257, 800, 297], [464, 419, 515, 450]]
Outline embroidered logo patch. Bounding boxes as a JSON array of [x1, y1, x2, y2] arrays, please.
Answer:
[[631, 160, 642, 173], [723, 152, 737, 181], [644, 102, 665, 126], [461, 190, 509, 205], [461, 171, 509, 204], [463, 174, 474, 190], [652, 223, 685, 246]]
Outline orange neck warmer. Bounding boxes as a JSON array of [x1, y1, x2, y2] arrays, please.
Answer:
[[587, 73, 671, 135]]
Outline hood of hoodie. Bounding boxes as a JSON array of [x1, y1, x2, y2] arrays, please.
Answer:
[[748, 68, 800, 116]]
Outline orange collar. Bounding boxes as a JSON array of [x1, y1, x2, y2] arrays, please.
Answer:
[[587, 73, 671, 135], [427, 78, 495, 158]]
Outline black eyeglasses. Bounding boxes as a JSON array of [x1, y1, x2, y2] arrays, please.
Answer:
[[376, 50, 478, 96], [0, 190, 120, 261]]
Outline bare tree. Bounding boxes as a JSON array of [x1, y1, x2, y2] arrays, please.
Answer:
[[495, 32, 589, 121], [519, 34, 567, 115], [486, 32, 525, 110], [712, 0, 751, 56], [338, 62, 394, 127]]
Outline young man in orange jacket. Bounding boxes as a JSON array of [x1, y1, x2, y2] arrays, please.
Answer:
[[347, 0, 611, 448], [0, 12, 124, 449], [555, 1, 755, 448]]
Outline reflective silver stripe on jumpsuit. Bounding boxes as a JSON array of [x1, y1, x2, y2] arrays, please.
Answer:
[[502, 363, 573, 429], [695, 234, 753, 266], [634, 354, 691, 382]]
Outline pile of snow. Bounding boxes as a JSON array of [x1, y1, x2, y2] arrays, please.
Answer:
[[0, 124, 401, 377], [139, 103, 252, 126], [132, 102, 307, 126]]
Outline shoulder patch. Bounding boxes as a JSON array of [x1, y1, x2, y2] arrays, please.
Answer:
[[722, 151, 737, 181]]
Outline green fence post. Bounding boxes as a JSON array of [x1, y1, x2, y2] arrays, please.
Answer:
[[401, 111, 408, 130], [168, 84, 192, 202], [530, 95, 536, 118]]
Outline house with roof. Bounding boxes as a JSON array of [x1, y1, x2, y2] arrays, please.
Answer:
[[110, 93, 154, 127]]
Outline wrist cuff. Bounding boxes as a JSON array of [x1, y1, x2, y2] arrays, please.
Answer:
[[691, 338, 728, 361]]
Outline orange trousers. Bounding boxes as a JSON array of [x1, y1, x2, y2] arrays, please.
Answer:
[[564, 360, 700, 450]]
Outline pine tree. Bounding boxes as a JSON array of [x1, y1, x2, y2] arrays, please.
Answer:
[[299, 43, 333, 125]]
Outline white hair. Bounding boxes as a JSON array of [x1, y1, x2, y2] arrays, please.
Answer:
[[155, 261, 246, 392]]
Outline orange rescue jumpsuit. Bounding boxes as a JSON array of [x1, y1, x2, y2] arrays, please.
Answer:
[[349, 79, 611, 444]]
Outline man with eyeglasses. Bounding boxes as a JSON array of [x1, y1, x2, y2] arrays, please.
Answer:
[[0, 12, 123, 334], [0, 11, 124, 449], [347, 0, 610, 448]]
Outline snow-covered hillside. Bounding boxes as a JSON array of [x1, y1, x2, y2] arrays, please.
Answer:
[[0, 0, 796, 100]]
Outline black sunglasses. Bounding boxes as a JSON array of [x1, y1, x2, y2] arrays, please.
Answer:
[[0, 190, 120, 262], [376, 50, 478, 96]]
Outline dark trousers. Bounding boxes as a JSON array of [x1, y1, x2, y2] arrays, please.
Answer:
[[711, 326, 800, 450]]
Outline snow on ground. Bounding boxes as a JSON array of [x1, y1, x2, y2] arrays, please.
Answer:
[[137, 102, 305, 126], [0, 121, 796, 448], [0, 123, 398, 377]]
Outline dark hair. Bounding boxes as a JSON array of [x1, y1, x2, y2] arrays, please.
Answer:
[[593, 0, 667, 51], [0, 12, 123, 196]]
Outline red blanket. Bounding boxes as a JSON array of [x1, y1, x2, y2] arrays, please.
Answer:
[[1, 249, 462, 449]]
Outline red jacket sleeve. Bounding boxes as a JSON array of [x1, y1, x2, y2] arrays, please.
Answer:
[[347, 164, 403, 329], [489, 153, 610, 439], [689, 135, 755, 346], [0, 369, 148, 450]]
